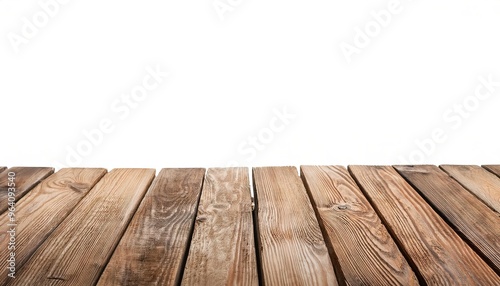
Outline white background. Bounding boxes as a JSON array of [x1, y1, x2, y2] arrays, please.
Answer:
[[1, 0, 500, 170]]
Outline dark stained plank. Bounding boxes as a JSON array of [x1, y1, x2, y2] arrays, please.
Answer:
[[181, 168, 258, 286], [441, 165, 500, 213], [98, 168, 205, 286], [349, 165, 500, 285], [9, 169, 155, 285], [0, 168, 106, 284], [253, 167, 338, 286], [301, 165, 419, 285], [395, 165, 500, 273], [484, 165, 500, 178], [0, 167, 54, 213]]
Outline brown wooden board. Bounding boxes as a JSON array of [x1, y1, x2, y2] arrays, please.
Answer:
[[301, 165, 419, 285], [349, 165, 500, 285], [0, 168, 106, 284], [181, 168, 258, 286], [441, 165, 500, 213], [484, 165, 500, 178], [97, 168, 205, 286], [9, 169, 155, 285], [253, 167, 338, 286], [0, 167, 54, 214], [395, 165, 500, 274]]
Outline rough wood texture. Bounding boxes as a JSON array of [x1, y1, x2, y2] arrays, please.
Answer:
[[181, 168, 258, 286], [98, 168, 205, 286], [484, 165, 500, 178], [0, 168, 106, 284], [253, 167, 338, 286], [301, 165, 419, 285], [0, 167, 54, 213], [9, 169, 155, 286], [395, 165, 500, 273], [349, 165, 500, 285], [441, 165, 500, 213]]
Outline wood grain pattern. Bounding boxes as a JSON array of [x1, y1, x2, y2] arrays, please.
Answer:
[[301, 165, 418, 285], [484, 165, 500, 178], [253, 167, 338, 286], [97, 168, 205, 286], [441, 165, 500, 213], [9, 168, 155, 286], [349, 165, 500, 285], [0, 167, 54, 213], [0, 168, 106, 284], [181, 168, 258, 286], [395, 165, 500, 273]]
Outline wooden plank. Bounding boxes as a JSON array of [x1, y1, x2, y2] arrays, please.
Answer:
[[395, 165, 500, 273], [10, 168, 155, 285], [349, 165, 500, 285], [441, 165, 500, 213], [253, 166, 338, 286], [0, 168, 106, 284], [301, 165, 419, 285], [97, 168, 205, 286], [0, 167, 54, 213], [484, 165, 500, 178], [181, 168, 258, 286]]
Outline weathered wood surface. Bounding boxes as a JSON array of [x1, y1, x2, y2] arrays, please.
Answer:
[[254, 166, 338, 286], [0, 167, 54, 213], [301, 165, 419, 285], [98, 168, 205, 286], [349, 165, 500, 285], [395, 165, 500, 274], [0, 168, 106, 284], [10, 169, 155, 285], [484, 165, 500, 178], [181, 168, 258, 286], [441, 165, 500, 213]]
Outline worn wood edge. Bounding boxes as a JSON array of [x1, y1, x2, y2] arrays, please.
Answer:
[[181, 167, 258, 285], [440, 165, 500, 214], [299, 166, 347, 286], [252, 166, 338, 286], [97, 168, 205, 286], [483, 165, 500, 178], [10, 168, 156, 285], [251, 168, 265, 286], [347, 165, 435, 285], [0, 168, 107, 284], [394, 165, 500, 275], [0, 167, 55, 214]]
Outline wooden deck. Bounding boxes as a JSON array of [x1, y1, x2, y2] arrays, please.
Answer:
[[0, 165, 499, 285]]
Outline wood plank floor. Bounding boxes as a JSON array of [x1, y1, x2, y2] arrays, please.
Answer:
[[0, 166, 499, 285]]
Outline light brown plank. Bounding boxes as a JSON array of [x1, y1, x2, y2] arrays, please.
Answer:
[[181, 168, 258, 286], [253, 167, 338, 286], [9, 168, 155, 285], [97, 168, 205, 286], [441, 165, 500, 213], [395, 165, 500, 273], [301, 165, 419, 285], [0, 168, 106, 284], [0, 167, 54, 213], [484, 165, 500, 178], [349, 165, 500, 285]]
